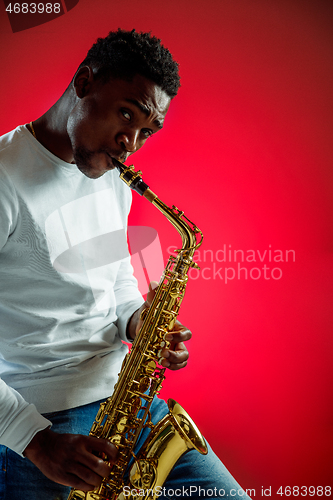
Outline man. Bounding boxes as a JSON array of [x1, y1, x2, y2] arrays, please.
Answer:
[[0, 29, 248, 499]]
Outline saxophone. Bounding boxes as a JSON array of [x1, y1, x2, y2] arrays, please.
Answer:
[[67, 160, 207, 500]]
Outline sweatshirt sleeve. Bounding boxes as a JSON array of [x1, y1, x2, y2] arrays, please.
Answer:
[[114, 257, 144, 342], [0, 165, 51, 456], [0, 378, 51, 456]]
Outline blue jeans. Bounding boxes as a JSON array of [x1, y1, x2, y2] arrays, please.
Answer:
[[0, 396, 249, 500]]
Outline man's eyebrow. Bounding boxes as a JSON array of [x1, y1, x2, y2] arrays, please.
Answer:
[[125, 98, 163, 129]]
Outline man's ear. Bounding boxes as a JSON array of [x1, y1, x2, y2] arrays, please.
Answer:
[[73, 66, 94, 98]]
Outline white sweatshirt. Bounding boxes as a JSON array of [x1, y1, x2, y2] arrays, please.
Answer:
[[0, 126, 144, 456]]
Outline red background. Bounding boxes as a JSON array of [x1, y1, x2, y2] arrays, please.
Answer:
[[1, 0, 332, 496]]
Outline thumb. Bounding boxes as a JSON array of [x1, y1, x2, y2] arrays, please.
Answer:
[[146, 281, 159, 306]]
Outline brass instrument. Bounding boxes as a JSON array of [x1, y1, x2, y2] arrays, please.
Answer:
[[67, 160, 207, 500]]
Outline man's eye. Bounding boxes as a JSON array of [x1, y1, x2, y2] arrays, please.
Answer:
[[142, 129, 153, 138], [121, 110, 131, 120]]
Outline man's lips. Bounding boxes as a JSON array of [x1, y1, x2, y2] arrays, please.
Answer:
[[106, 152, 128, 169], [111, 157, 126, 169]]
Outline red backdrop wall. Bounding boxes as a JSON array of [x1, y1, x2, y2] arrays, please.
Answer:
[[1, 0, 332, 497]]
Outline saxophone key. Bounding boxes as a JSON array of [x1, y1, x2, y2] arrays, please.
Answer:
[[125, 395, 142, 414], [130, 459, 157, 490], [116, 415, 130, 433], [157, 343, 169, 360], [94, 402, 106, 423], [132, 375, 150, 394], [143, 358, 156, 375], [140, 307, 148, 321], [110, 433, 125, 446]]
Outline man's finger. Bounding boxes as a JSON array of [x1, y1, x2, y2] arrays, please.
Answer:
[[66, 463, 104, 490], [166, 328, 192, 344], [160, 342, 189, 369], [64, 470, 101, 492], [86, 435, 118, 460]]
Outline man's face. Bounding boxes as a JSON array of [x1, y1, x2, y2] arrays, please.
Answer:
[[67, 73, 171, 179]]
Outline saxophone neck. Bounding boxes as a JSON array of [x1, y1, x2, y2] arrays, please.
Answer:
[[112, 159, 203, 256], [150, 197, 203, 260]]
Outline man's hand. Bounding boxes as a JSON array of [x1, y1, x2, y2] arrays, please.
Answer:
[[127, 281, 192, 370], [24, 428, 117, 491]]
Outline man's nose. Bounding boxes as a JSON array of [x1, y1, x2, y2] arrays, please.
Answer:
[[117, 130, 140, 152]]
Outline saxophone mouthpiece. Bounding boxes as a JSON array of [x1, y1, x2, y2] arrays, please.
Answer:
[[112, 158, 157, 202], [112, 157, 150, 196], [111, 157, 126, 173]]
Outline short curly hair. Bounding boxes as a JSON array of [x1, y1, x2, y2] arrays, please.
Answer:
[[79, 29, 180, 98]]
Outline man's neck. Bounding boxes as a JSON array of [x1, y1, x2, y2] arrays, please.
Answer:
[[31, 91, 75, 164]]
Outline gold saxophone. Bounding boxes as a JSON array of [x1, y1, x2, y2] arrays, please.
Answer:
[[67, 160, 207, 500]]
